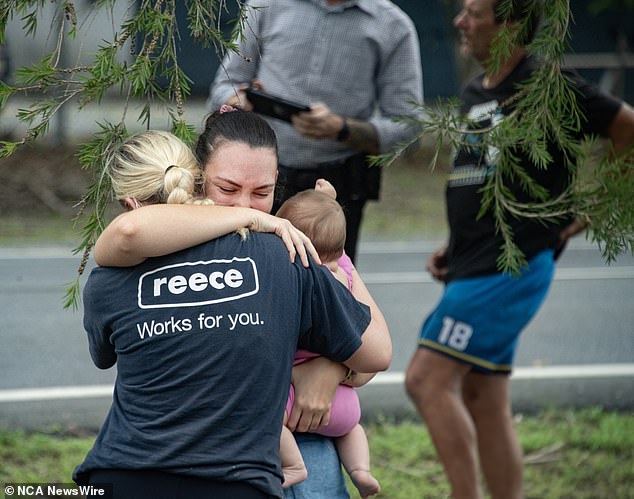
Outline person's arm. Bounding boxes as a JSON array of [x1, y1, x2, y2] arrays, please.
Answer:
[[342, 371, 376, 388], [288, 356, 348, 433], [606, 102, 634, 155], [291, 102, 381, 155], [426, 244, 449, 282], [94, 204, 319, 267], [340, 267, 391, 373], [289, 16, 423, 155], [288, 267, 391, 432], [365, 18, 424, 153], [558, 102, 634, 249], [83, 273, 117, 370]]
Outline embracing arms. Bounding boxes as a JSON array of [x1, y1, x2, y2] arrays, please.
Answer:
[[94, 204, 319, 267], [287, 266, 391, 432], [340, 266, 391, 373]]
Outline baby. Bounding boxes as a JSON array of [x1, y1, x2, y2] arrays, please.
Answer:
[[276, 179, 380, 498]]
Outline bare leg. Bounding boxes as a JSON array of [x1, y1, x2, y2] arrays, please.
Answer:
[[405, 348, 483, 499], [335, 424, 380, 498], [463, 372, 523, 499], [280, 424, 308, 488]]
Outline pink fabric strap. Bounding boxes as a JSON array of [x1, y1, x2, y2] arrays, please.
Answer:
[[337, 252, 354, 290]]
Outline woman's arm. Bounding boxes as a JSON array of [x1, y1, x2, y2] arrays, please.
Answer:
[[343, 371, 376, 388], [341, 267, 391, 373], [288, 266, 391, 433], [288, 357, 348, 433], [94, 204, 319, 267]]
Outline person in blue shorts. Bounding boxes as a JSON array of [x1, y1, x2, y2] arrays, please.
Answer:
[[404, 1, 634, 499]]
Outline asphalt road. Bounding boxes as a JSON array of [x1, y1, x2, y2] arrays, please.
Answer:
[[1, 239, 633, 429]]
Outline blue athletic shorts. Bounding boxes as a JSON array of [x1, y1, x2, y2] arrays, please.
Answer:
[[418, 249, 555, 374]]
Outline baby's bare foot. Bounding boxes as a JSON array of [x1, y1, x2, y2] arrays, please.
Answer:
[[349, 469, 380, 498]]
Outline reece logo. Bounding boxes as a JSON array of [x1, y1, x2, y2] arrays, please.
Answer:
[[138, 257, 259, 309]]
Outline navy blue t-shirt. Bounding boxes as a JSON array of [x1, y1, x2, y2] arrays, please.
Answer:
[[446, 55, 622, 281], [73, 232, 370, 497]]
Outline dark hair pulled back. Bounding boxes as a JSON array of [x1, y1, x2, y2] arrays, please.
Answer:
[[195, 109, 278, 167]]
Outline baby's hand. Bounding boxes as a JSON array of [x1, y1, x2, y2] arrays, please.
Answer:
[[315, 178, 337, 199]]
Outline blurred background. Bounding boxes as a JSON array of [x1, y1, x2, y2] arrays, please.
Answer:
[[1, 0, 633, 139], [1, 1, 632, 243]]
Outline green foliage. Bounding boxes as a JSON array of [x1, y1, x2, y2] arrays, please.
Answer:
[[0, 428, 94, 484], [58, 121, 126, 309], [371, 1, 633, 275], [0, 0, 250, 308], [0, 2, 45, 42], [577, 144, 634, 261], [0, 140, 20, 158]]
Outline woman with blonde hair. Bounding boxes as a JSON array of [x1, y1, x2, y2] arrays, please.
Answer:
[[109, 130, 206, 209], [99, 128, 317, 266]]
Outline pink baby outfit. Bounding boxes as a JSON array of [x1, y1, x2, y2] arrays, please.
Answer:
[[286, 252, 361, 437]]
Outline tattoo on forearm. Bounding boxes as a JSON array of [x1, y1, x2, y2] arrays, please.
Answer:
[[346, 119, 380, 154]]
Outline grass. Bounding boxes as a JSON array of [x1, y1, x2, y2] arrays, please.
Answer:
[[351, 408, 634, 499], [2, 408, 632, 498], [0, 428, 94, 485], [362, 146, 450, 241], [0, 216, 85, 245]]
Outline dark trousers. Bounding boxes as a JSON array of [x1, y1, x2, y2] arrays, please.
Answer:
[[273, 155, 380, 264], [88, 469, 275, 499]]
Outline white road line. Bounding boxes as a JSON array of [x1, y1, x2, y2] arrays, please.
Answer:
[[362, 272, 435, 284], [555, 266, 634, 280], [361, 266, 634, 285], [370, 364, 634, 384], [1, 364, 633, 402], [0, 385, 114, 402]]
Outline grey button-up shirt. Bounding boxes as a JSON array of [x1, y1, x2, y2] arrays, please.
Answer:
[[209, 0, 424, 167]]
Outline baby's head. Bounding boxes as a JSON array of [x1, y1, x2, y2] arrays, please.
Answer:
[[276, 186, 346, 264]]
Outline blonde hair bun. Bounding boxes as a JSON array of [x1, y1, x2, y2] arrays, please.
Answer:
[[109, 130, 204, 205]]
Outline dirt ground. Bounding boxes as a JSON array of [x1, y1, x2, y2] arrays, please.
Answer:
[[0, 145, 91, 217]]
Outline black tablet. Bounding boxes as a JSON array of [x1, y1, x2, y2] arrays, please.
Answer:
[[245, 88, 310, 122]]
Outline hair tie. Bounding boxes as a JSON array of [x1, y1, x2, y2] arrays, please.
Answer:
[[219, 104, 238, 114], [164, 165, 178, 176]]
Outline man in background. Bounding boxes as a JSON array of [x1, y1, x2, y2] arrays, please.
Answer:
[[209, 0, 423, 264], [405, 1, 634, 498]]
